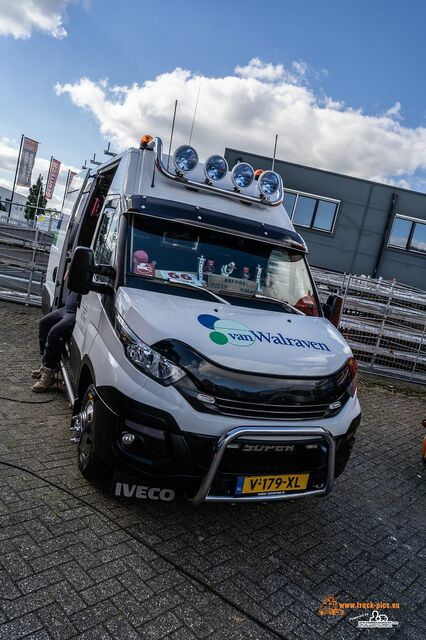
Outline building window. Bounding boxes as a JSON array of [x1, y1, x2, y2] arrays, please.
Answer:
[[388, 217, 411, 249], [293, 195, 317, 227], [284, 189, 339, 233], [313, 200, 338, 231], [388, 216, 426, 254], [283, 192, 297, 217], [410, 221, 426, 253]]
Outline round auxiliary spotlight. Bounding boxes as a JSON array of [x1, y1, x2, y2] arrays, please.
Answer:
[[231, 162, 255, 189], [173, 145, 198, 173], [204, 155, 228, 181], [258, 170, 281, 197]]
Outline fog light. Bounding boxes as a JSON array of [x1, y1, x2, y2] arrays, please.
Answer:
[[329, 401, 341, 410], [197, 393, 216, 404], [122, 433, 135, 445]]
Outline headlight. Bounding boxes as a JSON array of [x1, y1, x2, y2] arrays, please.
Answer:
[[231, 162, 254, 189], [173, 145, 198, 173], [116, 315, 185, 385], [347, 357, 358, 397]]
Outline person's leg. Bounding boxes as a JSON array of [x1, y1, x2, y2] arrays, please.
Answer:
[[42, 312, 76, 369], [32, 313, 76, 392], [38, 308, 66, 356], [32, 308, 67, 378]]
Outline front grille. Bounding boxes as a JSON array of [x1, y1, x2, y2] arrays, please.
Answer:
[[218, 439, 329, 475], [213, 396, 338, 421]]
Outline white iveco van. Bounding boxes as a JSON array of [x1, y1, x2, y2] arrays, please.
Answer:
[[44, 135, 360, 505]]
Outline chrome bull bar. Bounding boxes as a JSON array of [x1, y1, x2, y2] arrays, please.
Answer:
[[188, 426, 336, 506]]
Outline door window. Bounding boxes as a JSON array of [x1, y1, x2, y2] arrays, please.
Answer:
[[93, 199, 120, 281]]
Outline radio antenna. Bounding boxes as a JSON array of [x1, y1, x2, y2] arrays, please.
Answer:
[[166, 99, 178, 171], [188, 80, 202, 145], [271, 134, 278, 171]]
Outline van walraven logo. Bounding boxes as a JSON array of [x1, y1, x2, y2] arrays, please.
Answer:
[[197, 314, 330, 351]]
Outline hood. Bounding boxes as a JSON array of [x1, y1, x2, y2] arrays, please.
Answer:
[[116, 287, 352, 377]]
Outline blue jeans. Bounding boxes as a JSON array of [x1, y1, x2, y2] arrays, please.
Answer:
[[39, 308, 76, 369]]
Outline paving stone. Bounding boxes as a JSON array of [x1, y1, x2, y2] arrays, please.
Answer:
[[17, 567, 63, 595], [71, 600, 119, 633], [37, 603, 78, 640], [139, 611, 182, 639], [3, 588, 55, 621], [0, 613, 42, 640], [104, 617, 140, 639]]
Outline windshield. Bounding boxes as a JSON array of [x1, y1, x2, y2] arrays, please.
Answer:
[[126, 214, 320, 316]]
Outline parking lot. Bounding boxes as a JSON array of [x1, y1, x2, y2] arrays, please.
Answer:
[[0, 301, 425, 640]]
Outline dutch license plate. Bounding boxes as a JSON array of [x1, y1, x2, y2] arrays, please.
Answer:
[[235, 473, 309, 495]]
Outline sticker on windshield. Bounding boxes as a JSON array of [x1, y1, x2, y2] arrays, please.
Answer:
[[132, 250, 155, 277], [159, 271, 203, 287], [134, 262, 155, 277], [206, 273, 257, 295]]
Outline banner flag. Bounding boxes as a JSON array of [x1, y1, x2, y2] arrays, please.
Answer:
[[16, 137, 39, 187], [45, 158, 61, 199], [67, 170, 77, 190]]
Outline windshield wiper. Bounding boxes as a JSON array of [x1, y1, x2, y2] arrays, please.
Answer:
[[150, 277, 231, 305], [218, 290, 303, 314]]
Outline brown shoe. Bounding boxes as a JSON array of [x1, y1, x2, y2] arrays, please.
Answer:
[[31, 365, 43, 379], [31, 366, 56, 393]]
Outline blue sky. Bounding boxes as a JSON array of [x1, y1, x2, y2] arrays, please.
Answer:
[[1, 0, 426, 205]]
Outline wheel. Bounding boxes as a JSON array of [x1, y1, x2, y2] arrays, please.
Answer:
[[73, 384, 111, 482]]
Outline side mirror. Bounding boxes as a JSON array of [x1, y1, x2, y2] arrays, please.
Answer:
[[323, 294, 343, 328], [67, 246, 95, 294], [68, 246, 115, 295]]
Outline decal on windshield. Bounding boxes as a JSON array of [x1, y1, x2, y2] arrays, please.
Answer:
[[206, 273, 257, 295], [158, 271, 203, 287]]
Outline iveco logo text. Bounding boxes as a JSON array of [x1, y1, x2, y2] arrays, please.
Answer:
[[197, 314, 330, 351], [114, 483, 175, 501], [242, 444, 295, 453]]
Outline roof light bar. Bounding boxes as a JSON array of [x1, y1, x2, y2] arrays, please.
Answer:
[[153, 137, 283, 207]]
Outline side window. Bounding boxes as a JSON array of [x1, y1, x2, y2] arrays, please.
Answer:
[[93, 199, 120, 280]]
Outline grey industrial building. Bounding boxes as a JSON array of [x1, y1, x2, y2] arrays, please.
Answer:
[[225, 148, 426, 290], [0, 186, 27, 219]]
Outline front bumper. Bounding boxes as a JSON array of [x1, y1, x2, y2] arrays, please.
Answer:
[[188, 425, 336, 505], [91, 386, 360, 504]]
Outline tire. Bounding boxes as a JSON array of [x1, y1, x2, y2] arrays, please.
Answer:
[[75, 384, 111, 482]]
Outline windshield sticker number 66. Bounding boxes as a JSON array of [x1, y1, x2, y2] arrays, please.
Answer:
[[159, 270, 203, 287], [168, 272, 193, 280]]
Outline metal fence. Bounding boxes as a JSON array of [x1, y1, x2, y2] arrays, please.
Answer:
[[312, 268, 426, 385], [0, 201, 58, 305]]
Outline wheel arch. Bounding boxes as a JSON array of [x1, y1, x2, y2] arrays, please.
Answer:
[[75, 356, 96, 410]]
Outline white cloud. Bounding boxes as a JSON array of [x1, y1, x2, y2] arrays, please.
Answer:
[[0, 137, 78, 210], [384, 101, 402, 120], [234, 58, 285, 82], [0, 0, 74, 39], [54, 61, 426, 189]]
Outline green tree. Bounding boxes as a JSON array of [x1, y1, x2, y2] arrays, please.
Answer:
[[25, 174, 47, 220]]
